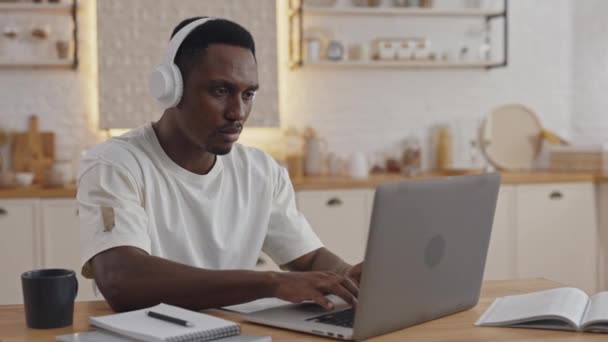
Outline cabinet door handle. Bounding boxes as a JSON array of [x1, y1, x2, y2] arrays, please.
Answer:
[[549, 191, 563, 200], [326, 197, 343, 207], [0, 208, 6, 216]]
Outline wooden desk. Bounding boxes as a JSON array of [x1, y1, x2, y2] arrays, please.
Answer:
[[0, 279, 604, 342]]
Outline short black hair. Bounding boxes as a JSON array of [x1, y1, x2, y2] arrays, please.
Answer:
[[170, 17, 256, 81]]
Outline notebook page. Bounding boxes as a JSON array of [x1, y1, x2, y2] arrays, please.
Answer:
[[582, 292, 608, 329], [476, 287, 588, 327], [90, 303, 239, 341]]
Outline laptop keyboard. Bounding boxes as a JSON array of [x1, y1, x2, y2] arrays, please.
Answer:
[[306, 308, 355, 328]]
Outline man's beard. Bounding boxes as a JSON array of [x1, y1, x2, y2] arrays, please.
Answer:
[[209, 144, 233, 156]]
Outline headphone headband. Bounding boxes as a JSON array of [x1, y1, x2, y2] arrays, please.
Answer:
[[162, 17, 216, 65], [150, 17, 217, 109]]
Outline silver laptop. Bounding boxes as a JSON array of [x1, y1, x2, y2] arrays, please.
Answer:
[[243, 173, 500, 340]]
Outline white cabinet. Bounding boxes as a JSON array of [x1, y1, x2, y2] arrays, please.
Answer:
[[483, 186, 516, 280], [0, 198, 99, 305], [295, 182, 600, 293], [0, 200, 39, 304], [296, 189, 374, 264], [40, 199, 97, 301], [597, 184, 608, 291], [516, 183, 598, 294]]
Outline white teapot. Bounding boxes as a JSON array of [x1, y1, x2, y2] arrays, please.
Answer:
[[47, 160, 74, 187], [303, 128, 327, 177]]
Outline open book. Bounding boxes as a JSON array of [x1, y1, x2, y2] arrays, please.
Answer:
[[476, 287, 608, 333], [90, 303, 242, 342]]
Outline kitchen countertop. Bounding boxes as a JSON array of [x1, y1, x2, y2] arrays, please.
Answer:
[[0, 185, 76, 199], [0, 172, 606, 198], [292, 171, 602, 191]]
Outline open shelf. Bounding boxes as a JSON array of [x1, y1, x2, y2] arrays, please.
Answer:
[[0, 3, 73, 12], [288, 0, 508, 70], [298, 60, 505, 69], [301, 6, 505, 18], [0, 0, 78, 69], [0, 59, 74, 68]]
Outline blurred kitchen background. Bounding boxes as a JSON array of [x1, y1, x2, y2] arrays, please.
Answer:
[[1, 0, 607, 174], [1, 0, 608, 304]]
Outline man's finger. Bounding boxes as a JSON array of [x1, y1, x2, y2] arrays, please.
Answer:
[[328, 283, 358, 308], [313, 295, 334, 310], [340, 276, 359, 298]]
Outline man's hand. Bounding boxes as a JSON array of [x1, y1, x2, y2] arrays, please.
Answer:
[[271, 271, 359, 310], [346, 262, 363, 285]]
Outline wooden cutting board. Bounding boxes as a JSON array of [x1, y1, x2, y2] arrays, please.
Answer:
[[11, 115, 55, 184]]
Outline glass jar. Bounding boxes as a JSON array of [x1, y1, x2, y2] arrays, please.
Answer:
[[401, 136, 422, 176]]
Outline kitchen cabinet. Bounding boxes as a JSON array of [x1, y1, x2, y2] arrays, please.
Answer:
[[0, 200, 39, 305], [295, 186, 517, 279], [296, 189, 374, 264], [483, 185, 516, 280], [597, 184, 608, 291], [295, 182, 600, 293], [0, 199, 99, 305], [515, 183, 598, 294], [40, 199, 97, 301]]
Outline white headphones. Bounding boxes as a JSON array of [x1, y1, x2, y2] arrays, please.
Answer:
[[149, 17, 217, 109]]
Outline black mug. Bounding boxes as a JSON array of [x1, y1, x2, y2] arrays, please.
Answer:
[[21, 269, 78, 329]]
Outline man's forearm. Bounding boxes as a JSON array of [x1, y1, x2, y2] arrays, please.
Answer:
[[93, 248, 277, 312], [285, 247, 352, 276]]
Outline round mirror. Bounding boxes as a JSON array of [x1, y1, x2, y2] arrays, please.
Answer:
[[479, 104, 542, 170]]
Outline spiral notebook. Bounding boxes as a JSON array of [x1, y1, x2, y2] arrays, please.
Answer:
[[90, 303, 240, 342]]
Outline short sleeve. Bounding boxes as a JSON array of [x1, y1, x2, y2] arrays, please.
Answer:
[[77, 162, 151, 278], [262, 166, 323, 266]]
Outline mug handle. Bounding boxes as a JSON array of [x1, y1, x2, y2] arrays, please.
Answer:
[[72, 275, 79, 300]]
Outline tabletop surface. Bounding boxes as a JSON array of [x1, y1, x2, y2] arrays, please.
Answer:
[[1, 278, 605, 341]]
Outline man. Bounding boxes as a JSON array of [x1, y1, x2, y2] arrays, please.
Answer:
[[78, 17, 361, 313]]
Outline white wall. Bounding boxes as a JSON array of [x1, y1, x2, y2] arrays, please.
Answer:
[[96, 0, 279, 129], [572, 0, 608, 145], [0, 0, 100, 168], [2, 0, 605, 169], [277, 0, 573, 168]]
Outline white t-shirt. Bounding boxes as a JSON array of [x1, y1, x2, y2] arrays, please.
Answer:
[[77, 123, 322, 278]]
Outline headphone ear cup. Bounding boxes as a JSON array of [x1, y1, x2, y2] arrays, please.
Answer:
[[149, 64, 175, 109], [170, 63, 184, 108]]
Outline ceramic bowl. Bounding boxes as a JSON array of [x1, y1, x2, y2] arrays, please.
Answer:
[[15, 172, 34, 187]]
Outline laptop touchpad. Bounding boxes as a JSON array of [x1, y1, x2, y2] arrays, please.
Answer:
[[293, 302, 329, 314]]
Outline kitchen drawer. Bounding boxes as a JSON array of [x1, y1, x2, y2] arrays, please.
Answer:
[[516, 183, 597, 293], [296, 189, 373, 264], [0, 200, 39, 304], [597, 184, 608, 290], [484, 185, 516, 280], [40, 199, 97, 301]]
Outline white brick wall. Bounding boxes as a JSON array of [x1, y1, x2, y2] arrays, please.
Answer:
[[1, 0, 606, 170], [277, 0, 575, 168], [96, 0, 279, 129], [572, 0, 608, 145], [0, 0, 100, 169]]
